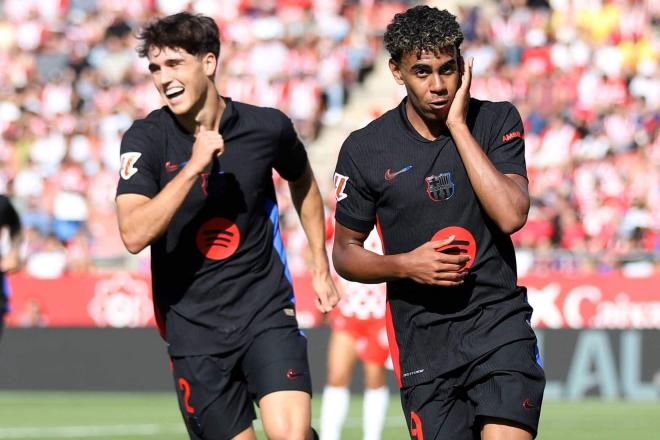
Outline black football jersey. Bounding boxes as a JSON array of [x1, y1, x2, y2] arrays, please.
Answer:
[[334, 98, 535, 387], [117, 98, 307, 356]]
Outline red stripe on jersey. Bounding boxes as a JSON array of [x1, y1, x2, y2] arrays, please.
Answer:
[[385, 301, 402, 387], [153, 302, 166, 340], [375, 215, 386, 253]]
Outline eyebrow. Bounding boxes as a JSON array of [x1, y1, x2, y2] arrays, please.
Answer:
[[148, 58, 184, 72], [411, 59, 457, 71]]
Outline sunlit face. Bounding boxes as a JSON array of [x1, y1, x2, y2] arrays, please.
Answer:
[[147, 46, 216, 116], [389, 48, 461, 125]]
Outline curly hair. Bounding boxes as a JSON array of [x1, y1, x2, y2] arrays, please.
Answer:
[[136, 12, 220, 59], [384, 6, 464, 64]]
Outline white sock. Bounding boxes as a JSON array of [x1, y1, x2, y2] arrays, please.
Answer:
[[320, 386, 350, 440], [362, 386, 389, 440]]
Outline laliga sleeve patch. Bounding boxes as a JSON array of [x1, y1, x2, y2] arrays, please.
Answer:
[[431, 226, 476, 271], [119, 152, 142, 180], [196, 217, 241, 260], [334, 172, 349, 202]]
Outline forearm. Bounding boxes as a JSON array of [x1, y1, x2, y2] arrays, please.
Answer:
[[289, 170, 330, 273], [448, 122, 529, 233], [1, 235, 21, 273], [118, 168, 199, 253], [332, 243, 405, 284]]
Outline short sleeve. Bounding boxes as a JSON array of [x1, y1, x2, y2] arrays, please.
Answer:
[[488, 103, 527, 179], [333, 136, 376, 233], [273, 113, 308, 181], [116, 121, 161, 199]]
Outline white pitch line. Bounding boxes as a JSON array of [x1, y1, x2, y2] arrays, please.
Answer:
[[0, 424, 185, 439], [0, 417, 407, 439]]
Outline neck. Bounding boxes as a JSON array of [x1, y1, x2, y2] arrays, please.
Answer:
[[177, 85, 225, 134], [405, 99, 448, 140]]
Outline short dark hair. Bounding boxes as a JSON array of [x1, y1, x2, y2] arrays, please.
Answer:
[[136, 12, 220, 59], [384, 6, 464, 64]]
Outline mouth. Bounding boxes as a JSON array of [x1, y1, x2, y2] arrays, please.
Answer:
[[429, 100, 449, 110], [164, 86, 185, 101]]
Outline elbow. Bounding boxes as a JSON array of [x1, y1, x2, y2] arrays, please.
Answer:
[[332, 248, 356, 282], [497, 212, 528, 235], [120, 232, 147, 255]]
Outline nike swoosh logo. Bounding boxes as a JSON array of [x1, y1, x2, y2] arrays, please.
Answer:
[[522, 399, 535, 410], [385, 165, 413, 181]]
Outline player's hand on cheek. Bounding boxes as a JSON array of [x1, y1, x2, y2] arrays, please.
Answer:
[[187, 126, 224, 176], [311, 270, 341, 313], [403, 237, 470, 286], [446, 56, 473, 128]]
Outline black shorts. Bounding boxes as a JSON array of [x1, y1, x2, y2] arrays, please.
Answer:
[[171, 325, 312, 440], [400, 338, 545, 440]]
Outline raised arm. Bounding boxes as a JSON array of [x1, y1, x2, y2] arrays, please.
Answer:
[[117, 127, 224, 254], [446, 57, 530, 234]]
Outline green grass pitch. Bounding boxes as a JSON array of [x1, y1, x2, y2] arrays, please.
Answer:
[[0, 392, 659, 439]]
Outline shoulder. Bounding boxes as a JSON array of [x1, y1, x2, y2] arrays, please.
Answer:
[[341, 108, 398, 155], [233, 101, 289, 127], [470, 99, 519, 122], [123, 108, 169, 140]]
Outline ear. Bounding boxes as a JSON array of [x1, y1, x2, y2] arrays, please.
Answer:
[[202, 53, 218, 77], [389, 58, 404, 85]]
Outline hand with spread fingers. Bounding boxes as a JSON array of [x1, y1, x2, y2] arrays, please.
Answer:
[[446, 56, 473, 128]]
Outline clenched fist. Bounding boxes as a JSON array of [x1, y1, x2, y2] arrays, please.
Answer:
[[187, 126, 224, 176]]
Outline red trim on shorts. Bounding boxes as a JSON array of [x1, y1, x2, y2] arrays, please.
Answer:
[[385, 301, 402, 387]]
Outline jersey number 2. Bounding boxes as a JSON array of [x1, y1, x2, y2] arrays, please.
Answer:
[[178, 378, 195, 414]]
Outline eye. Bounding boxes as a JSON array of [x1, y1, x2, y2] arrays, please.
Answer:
[[441, 64, 457, 75]]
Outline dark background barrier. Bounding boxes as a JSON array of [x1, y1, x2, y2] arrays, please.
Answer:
[[0, 327, 399, 393], [1, 328, 658, 400]]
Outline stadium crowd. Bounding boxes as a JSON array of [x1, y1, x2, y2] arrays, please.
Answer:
[[0, 0, 407, 277], [0, 0, 658, 279]]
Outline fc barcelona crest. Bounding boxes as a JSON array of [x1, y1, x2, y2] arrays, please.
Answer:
[[425, 172, 455, 202]]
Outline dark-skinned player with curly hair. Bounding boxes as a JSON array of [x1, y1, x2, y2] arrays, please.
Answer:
[[332, 6, 545, 440]]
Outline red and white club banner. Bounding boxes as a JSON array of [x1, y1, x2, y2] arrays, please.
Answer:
[[525, 273, 660, 329], [5, 271, 660, 329]]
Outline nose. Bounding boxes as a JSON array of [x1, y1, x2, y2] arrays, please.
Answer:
[[430, 73, 445, 94], [159, 67, 173, 87]]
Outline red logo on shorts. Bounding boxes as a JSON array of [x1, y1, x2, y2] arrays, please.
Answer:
[[431, 226, 477, 271], [195, 217, 240, 260], [410, 411, 424, 440], [523, 399, 535, 410]]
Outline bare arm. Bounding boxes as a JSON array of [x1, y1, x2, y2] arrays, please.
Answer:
[[288, 163, 340, 313], [446, 57, 530, 234], [117, 127, 224, 254], [1, 229, 21, 273], [448, 123, 530, 234], [116, 167, 200, 254], [332, 222, 469, 286]]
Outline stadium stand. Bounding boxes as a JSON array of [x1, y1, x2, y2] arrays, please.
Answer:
[[0, 0, 657, 282]]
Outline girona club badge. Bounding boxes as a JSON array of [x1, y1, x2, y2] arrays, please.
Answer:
[[196, 217, 241, 260], [431, 226, 477, 271]]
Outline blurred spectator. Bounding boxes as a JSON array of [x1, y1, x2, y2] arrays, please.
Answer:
[[0, 0, 657, 277], [0, 0, 407, 274]]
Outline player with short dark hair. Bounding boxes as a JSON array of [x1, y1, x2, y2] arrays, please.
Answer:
[[116, 12, 339, 440], [332, 6, 545, 440]]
